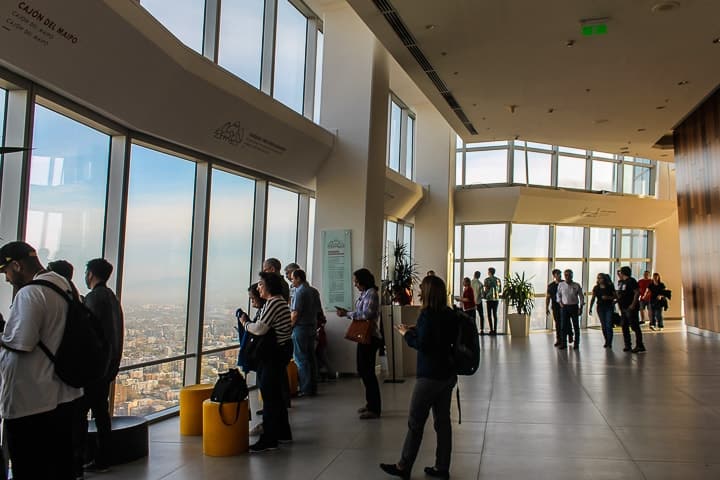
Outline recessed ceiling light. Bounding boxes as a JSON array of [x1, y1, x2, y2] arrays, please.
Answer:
[[547, 108, 555, 113], [440, 51, 448, 56], [453, 71, 459, 75], [651, 1, 680, 14], [677, 80, 689, 86], [656, 105, 666, 110], [425, 24, 436, 30], [594, 119, 609, 124], [637, 128, 646, 132], [713, 38, 720, 44], [661, 154, 668, 157], [566, 40, 575, 47], [585, 88, 591, 93]]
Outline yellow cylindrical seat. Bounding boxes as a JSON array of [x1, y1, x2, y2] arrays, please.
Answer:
[[202, 399, 249, 456], [179, 384, 214, 435]]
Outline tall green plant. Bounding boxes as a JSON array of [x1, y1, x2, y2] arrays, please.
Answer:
[[382, 241, 419, 305], [502, 272, 535, 315]]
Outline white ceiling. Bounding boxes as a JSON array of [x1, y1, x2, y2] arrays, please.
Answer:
[[346, 0, 720, 161]]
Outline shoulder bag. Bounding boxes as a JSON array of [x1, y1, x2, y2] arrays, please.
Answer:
[[344, 319, 373, 344], [210, 368, 249, 425]]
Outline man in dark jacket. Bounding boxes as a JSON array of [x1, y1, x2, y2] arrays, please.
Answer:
[[78, 258, 124, 474]]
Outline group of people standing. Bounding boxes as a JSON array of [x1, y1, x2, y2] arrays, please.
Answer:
[[546, 266, 669, 353], [0, 241, 124, 480], [459, 268, 502, 335]]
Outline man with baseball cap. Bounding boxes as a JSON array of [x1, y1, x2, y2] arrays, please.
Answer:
[[0, 241, 83, 479]]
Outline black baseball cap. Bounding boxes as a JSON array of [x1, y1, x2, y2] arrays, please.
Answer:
[[0, 242, 37, 271]]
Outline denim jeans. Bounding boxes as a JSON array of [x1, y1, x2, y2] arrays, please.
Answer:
[[597, 305, 614, 346], [292, 325, 318, 395], [399, 376, 457, 474], [560, 304, 580, 347], [650, 305, 664, 328]]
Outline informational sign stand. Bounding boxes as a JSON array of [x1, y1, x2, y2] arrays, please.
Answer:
[[321, 230, 352, 310]]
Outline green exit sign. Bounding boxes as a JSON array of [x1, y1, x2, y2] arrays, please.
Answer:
[[582, 24, 608, 36]]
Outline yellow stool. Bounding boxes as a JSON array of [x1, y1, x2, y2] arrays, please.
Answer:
[[179, 384, 214, 435], [288, 360, 299, 397], [202, 399, 249, 456]]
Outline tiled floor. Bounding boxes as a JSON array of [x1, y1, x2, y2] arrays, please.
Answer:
[[95, 323, 720, 480]]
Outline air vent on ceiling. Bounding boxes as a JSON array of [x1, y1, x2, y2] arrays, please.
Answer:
[[372, 0, 477, 136]]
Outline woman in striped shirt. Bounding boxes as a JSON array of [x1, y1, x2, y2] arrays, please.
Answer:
[[240, 272, 293, 452]]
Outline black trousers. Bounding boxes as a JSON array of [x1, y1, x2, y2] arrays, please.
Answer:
[[486, 301, 499, 332], [356, 337, 382, 415], [475, 302, 485, 331], [621, 308, 644, 348], [74, 379, 113, 473], [5, 401, 75, 480], [551, 303, 562, 341], [257, 342, 292, 443], [560, 304, 581, 347]]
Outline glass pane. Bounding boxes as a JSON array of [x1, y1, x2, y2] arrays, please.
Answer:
[[204, 169, 255, 352], [141, 0, 205, 53], [529, 298, 548, 331], [592, 160, 616, 191], [514, 140, 552, 150], [623, 164, 651, 195], [0, 88, 6, 145], [559, 146, 586, 155], [456, 135, 463, 149], [113, 360, 184, 416], [405, 116, 414, 178], [510, 224, 549, 258], [403, 224, 413, 257], [551, 261, 583, 289], [200, 349, 240, 385], [592, 151, 615, 159], [273, 0, 308, 113], [555, 226, 584, 258], [307, 197, 316, 282], [462, 262, 506, 298], [509, 261, 547, 295], [313, 30, 324, 123], [385, 220, 398, 278], [455, 152, 463, 186], [620, 229, 648, 258], [26, 105, 109, 296], [465, 149, 508, 184], [588, 261, 612, 291], [513, 150, 551, 185], [218, 0, 265, 88], [454, 225, 461, 259], [467, 141, 507, 148], [123, 145, 195, 363], [453, 262, 461, 298], [265, 185, 299, 264], [558, 155, 586, 189], [463, 224, 506, 259], [589, 227, 613, 258], [388, 102, 401, 171]]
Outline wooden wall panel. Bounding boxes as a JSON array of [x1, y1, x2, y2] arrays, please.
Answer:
[[675, 88, 720, 333]]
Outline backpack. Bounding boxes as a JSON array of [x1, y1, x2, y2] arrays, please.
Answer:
[[26, 279, 110, 388], [210, 368, 249, 425], [453, 309, 480, 376]]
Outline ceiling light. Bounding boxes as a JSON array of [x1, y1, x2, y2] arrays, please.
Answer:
[[566, 40, 575, 47], [637, 128, 646, 132], [425, 24, 436, 30], [507, 105, 517, 113], [594, 119, 609, 124], [713, 38, 720, 44], [440, 51, 448, 56], [651, 1, 680, 14], [453, 71, 459, 75], [677, 80, 689, 86], [656, 105, 666, 110], [547, 108, 555, 113]]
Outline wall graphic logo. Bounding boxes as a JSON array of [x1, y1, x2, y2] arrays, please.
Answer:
[[214, 121, 245, 146]]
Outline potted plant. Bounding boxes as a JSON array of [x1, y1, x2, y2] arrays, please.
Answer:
[[502, 272, 535, 337], [382, 241, 419, 306]]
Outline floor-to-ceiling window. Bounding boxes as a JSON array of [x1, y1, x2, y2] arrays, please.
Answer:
[[218, 0, 265, 88], [25, 103, 110, 296], [200, 169, 256, 384], [140, 0, 205, 53], [387, 95, 416, 180], [265, 184, 299, 266]]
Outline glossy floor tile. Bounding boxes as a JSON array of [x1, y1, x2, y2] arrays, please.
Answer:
[[95, 324, 720, 480]]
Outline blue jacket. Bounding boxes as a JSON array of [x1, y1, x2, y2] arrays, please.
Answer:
[[403, 307, 458, 380]]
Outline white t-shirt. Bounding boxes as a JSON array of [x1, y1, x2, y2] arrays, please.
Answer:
[[0, 271, 83, 419]]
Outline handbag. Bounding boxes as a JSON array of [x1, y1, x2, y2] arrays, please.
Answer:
[[210, 368, 249, 425], [612, 312, 622, 327], [241, 328, 277, 371], [344, 319, 373, 344]]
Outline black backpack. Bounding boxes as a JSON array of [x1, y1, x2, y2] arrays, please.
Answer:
[[453, 309, 480, 376], [26, 279, 109, 388]]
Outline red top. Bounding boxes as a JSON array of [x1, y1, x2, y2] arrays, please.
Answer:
[[462, 286, 476, 311], [638, 278, 652, 301]]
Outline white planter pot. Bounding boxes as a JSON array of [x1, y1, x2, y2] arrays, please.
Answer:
[[507, 313, 530, 337]]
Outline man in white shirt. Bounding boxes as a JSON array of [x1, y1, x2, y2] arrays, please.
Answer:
[[0, 241, 83, 479], [556, 269, 584, 350]]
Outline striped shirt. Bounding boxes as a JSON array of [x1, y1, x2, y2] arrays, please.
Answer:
[[246, 296, 292, 344], [347, 287, 382, 338]]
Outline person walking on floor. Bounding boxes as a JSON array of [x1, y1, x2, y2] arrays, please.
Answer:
[[380, 275, 458, 480], [617, 266, 646, 354], [470, 271, 486, 334], [589, 273, 616, 348], [557, 269, 584, 350], [483, 268, 501, 335], [545, 269, 563, 346], [648, 273, 667, 331]]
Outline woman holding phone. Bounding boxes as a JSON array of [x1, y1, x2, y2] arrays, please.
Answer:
[[336, 268, 382, 419]]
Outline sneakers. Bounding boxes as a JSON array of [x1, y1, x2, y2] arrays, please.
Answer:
[[424, 466, 450, 479], [649, 325, 657, 331], [249, 439, 278, 452], [632, 346, 647, 354], [250, 423, 264, 436], [357, 406, 369, 414]]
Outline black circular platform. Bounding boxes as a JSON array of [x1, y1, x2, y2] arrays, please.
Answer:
[[87, 415, 149, 465]]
